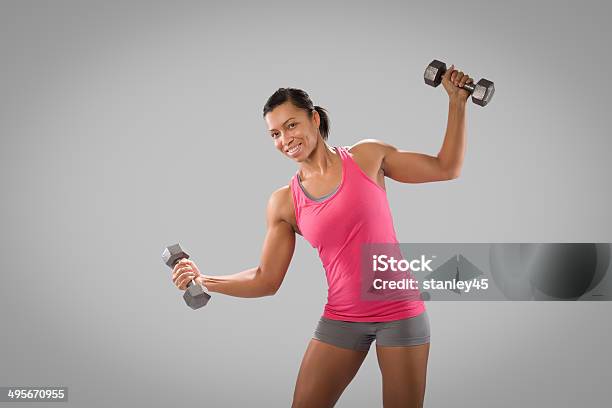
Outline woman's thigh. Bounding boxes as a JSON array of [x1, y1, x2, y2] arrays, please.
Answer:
[[375, 342, 430, 408], [292, 339, 368, 408]]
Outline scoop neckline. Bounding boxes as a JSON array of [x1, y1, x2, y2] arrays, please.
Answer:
[[297, 146, 345, 204]]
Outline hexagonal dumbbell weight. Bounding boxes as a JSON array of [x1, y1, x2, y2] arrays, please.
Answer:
[[162, 243, 211, 309], [424, 59, 495, 107]]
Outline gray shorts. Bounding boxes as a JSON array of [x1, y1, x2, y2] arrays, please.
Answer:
[[313, 311, 430, 351]]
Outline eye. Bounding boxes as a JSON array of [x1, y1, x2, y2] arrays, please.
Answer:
[[271, 132, 278, 138], [288, 123, 297, 128]]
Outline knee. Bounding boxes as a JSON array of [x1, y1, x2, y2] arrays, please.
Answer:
[[291, 389, 336, 408], [291, 395, 312, 408], [291, 390, 317, 408]]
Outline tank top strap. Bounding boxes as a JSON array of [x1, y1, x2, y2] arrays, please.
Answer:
[[336, 145, 360, 179], [335, 145, 356, 176], [336, 145, 350, 159], [290, 171, 306, 205]]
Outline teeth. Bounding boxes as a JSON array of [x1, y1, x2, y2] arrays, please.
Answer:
[[288, 144, 301, 154]]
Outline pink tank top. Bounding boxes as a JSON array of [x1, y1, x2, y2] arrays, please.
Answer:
[[290, 146, 425, 322]]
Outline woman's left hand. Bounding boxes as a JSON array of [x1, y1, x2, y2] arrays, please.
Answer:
[[442, 64, 474, 103]]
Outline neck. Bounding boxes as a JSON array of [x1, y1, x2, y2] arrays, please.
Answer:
[[298, 143, 338, 180]]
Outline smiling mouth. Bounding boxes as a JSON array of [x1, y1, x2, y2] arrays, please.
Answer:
[[286, 143, 302, 156]]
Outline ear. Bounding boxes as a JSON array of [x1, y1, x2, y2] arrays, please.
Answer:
[[312, 109, 320, 128]]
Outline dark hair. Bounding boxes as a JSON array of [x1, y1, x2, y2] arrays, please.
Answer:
[[262, 87, 330, 141]]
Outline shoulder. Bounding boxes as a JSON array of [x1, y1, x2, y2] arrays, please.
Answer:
[[346, 139, 395, 170], [266, 185, 297, 230], [267, 185, 292, 217], [347, 138, 394, 160]]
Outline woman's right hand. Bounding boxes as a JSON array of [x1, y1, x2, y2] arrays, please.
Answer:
[[172, 259, 203, 291]]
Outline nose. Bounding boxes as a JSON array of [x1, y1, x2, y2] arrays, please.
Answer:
[[279, 133, 293, 147]]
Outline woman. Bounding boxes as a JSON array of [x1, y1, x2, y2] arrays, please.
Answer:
[[172, 65, 472, 407]]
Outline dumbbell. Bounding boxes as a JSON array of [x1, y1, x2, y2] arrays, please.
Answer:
[[424, 59, 495, 107], [162, 243, 211, 309]]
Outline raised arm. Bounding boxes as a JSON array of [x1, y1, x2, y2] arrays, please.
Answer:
[[350, 96, 466, 185], [350, 66, 471, 183], [199, 187, 296, 297]]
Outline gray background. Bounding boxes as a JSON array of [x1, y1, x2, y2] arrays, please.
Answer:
[[1, 0, 610, 406]]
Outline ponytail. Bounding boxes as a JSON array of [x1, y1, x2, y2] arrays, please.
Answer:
[[313, 105, 330, 141]]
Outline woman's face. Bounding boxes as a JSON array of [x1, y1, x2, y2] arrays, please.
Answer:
[[265, 101, 320, 162]]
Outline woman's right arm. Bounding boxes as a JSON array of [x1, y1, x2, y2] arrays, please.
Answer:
[[198, 187, 296, 297]]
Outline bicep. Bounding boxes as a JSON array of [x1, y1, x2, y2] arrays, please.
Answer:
[[258, 192, 296, 292], [351, 138, 452, 184]]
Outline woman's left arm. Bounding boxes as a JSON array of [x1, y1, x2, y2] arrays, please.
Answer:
[[361, 65, 473, 184]]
